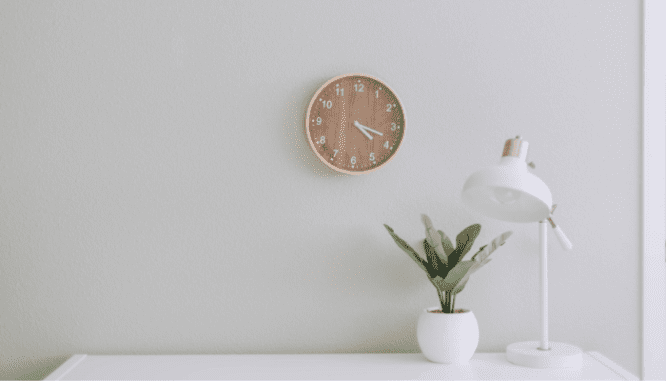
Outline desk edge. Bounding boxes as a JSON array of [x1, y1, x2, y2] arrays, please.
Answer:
[[587, 351, 638, 380], [43, 354, 86, 381], [41, 352, 639, 380]]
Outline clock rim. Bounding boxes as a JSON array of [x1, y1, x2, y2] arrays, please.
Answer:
[[305, 73, 406, 175]]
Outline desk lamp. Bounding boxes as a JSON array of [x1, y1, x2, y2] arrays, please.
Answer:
[[461, 136, 583, 369]]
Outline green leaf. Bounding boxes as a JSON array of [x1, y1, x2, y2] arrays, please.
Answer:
[[470, 246, 486, 264], [384, 224, 434, 277], [421, 214, 448, 266], [471, 231, 513, 263], [440, 260, 477, 291], [424, 239, 449, 279], [469, 258, 491, 273], [448, 224, 481, 265], [452, 276, 470, 295], [451, 231, 512, 295], [452, 260, 486, 293], [429, 275, 448, 293], [438, 230, 455, 257], [455, 258, 492, 294]]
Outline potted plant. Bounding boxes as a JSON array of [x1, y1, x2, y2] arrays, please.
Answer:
[[384, 214, 512, 364]]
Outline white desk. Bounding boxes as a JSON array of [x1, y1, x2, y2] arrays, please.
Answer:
[[45, 352, 638, 380]]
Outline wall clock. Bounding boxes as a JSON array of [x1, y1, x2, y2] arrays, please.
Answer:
[[305, 73, 406, 174]]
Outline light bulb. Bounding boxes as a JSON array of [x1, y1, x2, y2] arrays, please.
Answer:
[[493, 187, 521, 204]]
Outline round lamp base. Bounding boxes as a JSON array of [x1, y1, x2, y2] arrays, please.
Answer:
[[506, 341, 583, 368]]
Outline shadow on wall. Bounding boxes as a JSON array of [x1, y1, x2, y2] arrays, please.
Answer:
[[281, 75, 356, 179]]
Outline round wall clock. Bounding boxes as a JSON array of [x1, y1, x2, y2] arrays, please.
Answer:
[[305, 73, 406, 174]]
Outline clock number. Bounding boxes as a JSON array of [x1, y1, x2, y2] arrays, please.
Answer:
[[391, 123, 398, 131], [336, 88, 344, 96], [351, 156, 357, 165], [383, 141, 389, 149], [369, 152, 375, 161], [333, 149, 338, 157], [386, 104, 392, 112], [322, 100, 332, 109], [319, 136, 325, 144], [375, 90, 379, 98], [316, 117, 322, 125], [354, 83, 364, 92]]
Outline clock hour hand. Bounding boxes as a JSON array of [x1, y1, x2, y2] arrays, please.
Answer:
[[354, 121, 384, 137], [363, 126, 384, 136], [354, 121, 373, 140]]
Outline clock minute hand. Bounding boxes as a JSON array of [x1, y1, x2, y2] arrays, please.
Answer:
[[360, 125, 383, 137], [354, 121, 384, 137], [354, 121, 373, 140]]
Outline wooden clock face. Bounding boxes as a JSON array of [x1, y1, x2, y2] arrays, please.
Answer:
[[305, 74, 405, 174]]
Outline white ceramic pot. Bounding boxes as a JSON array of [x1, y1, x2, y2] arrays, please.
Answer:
[[417, 306, 479, 364]]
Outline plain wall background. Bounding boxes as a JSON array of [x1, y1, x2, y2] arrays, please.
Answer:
[[0, 0, 642, 379]]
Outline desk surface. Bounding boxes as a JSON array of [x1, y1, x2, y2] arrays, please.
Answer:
[[45, 352, 637, 380]]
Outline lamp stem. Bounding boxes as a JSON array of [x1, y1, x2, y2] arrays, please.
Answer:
[[539, 221, 550, 350]]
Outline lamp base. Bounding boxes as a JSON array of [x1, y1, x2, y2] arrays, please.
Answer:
[[506, 341, 583, 368]]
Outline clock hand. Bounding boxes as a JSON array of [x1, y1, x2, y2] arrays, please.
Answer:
[[354, 121, 373, 140], [354, 121, 384, 137], [361, 125, 384, 137]]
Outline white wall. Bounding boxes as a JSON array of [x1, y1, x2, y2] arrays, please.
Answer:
[[0, 1, 642, 379]]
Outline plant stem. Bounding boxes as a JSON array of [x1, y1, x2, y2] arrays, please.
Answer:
[[438, 290, 446, 312], [443, 291, 453, 313], [437, 291, 459, 313]]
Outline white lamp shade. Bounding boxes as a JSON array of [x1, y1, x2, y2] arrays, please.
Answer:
[[462, 161, 552, 223]]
